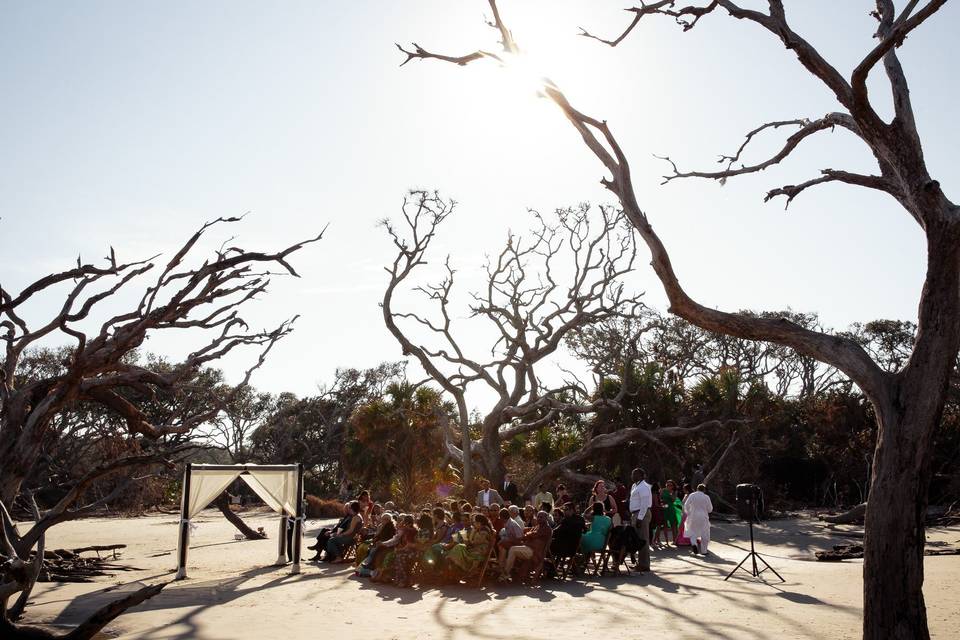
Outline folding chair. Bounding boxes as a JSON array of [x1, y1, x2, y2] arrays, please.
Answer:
[[474, 542, 498, 587], [602, 528, 630, 576], [549, 533, 582, 581], [529, 530, 553, 586], [584, 527, 613, 576], [337, 533, 364, 564]]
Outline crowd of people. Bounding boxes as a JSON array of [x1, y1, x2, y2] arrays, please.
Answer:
[[306, 469, 713, 589]]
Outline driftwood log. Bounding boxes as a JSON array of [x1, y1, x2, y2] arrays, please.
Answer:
[[36, 545, 135, 583], [819, 503, 867, 525]]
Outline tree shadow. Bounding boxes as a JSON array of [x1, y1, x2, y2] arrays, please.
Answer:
[[49, 563, 335, 640]]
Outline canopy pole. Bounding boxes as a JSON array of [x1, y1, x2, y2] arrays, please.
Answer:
[[175, 463, 193, 580], [276, 514, 287, 565], [291, 463, 304, 574]]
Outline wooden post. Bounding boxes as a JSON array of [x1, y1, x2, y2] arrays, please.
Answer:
[[291, 463, 304, 574], [276, 514, 287, 565], [175, 463, 193, 580]]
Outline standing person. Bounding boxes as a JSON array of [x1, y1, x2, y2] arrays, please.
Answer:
[[502, 474, 520, 506], [683, 484, 714, 555], [691, 463, 705, 489], [613, 478, 629, 522], [661, 480, 682, 545], [649, 482, 666, 548], [629, 468, 653, 572], [533, 484, 554, 511], [475, 478, 504, 508], [586, 479, 619, 525], [555, 483, 572, 507]]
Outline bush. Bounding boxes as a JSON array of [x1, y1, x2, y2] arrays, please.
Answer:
[[305, 495, 345, 518]]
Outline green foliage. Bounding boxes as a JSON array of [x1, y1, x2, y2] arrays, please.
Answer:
[[345, 382, 449, 507]]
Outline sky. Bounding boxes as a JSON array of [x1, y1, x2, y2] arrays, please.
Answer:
[[1, 0, 958, 405]]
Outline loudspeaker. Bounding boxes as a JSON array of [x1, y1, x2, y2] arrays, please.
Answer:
[[735, 483, 761, 522]]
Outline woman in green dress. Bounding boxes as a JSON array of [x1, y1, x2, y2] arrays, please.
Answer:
[[661, 479, 683, 544], [580, 502, 613, 554], [445, 514, 494, 578]]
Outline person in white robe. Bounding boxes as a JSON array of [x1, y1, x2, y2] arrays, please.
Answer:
[[682, 484, 713, 554]]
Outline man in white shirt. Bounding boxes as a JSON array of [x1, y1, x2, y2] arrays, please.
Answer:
[[683, 484, 714, 554], [629, 467, 653, 571], [476, 479, 504, 508]]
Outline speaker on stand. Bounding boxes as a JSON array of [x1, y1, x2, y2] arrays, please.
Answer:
[[725, 483, 784, 582]]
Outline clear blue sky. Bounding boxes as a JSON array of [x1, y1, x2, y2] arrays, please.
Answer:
[[1, 1, 957, 400]]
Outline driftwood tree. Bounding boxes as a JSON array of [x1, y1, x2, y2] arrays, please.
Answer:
[[0, 217, 320, 638], [382, 191, 643, 490], [397, 1, 956, 637]]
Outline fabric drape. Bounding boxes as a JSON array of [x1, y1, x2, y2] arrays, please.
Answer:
[[243, 470, 298, 516], [186, 470, 241, 518]]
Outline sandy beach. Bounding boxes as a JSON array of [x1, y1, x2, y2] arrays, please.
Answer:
[[16, 510, 960, 639]]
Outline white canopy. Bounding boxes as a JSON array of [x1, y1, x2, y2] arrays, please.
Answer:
[[183, 465, 299, 518], [175, 463, 304, 580]]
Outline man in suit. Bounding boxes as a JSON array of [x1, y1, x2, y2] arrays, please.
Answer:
[[476, 478, 504, 508], [502, 473, 520, 506]]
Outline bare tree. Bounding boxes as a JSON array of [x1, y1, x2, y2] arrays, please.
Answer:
[[382, 191, 642, 490], [0, 217, 320, 638], [397, 1, 955, 637]]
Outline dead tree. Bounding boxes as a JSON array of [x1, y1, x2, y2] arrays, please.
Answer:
[[397, 2, 955, 637], [0, 217, 320, 638], [382, 191, 643, 490]]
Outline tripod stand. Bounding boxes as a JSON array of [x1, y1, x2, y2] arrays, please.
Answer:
[[724, 518, 784, 582]]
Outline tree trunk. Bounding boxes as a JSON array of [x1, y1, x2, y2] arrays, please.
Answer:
[[214, 494, 265, 540], [862, 225, 960, 640], [863, 409, 933, 639], [0, 430, 44, 508], [475, 437, 505, 491]]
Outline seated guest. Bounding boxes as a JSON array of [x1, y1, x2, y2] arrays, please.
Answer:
[[355, 513, 396, 570], [430, 508, 450, 542], [552, 507, 564, 525], [551, 502, 586, 559], [539, 502, 555, 527], [500, 511, 552, 583], [392, 513, 432, 587], [522, 504, 536, 527], [497, 506, 525, 568], [424, 508, 452, 570], [488, 504, 505, 531], [446, 514, 495, 577], [307, 506, 354, 560], [357, 490, 374, 525], [580, 502, 613, 555], [323, 500, 363, 562], [371, 514, 417, 583], [370, 503, 384, 526], [508, 504, 524, 529]]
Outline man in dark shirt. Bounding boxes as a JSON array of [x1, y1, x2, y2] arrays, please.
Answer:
[[551, 502, 585, 558], [502, 473, 520, 505]]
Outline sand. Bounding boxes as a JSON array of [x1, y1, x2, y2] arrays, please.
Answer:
[[16, 510, 960, 639]]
